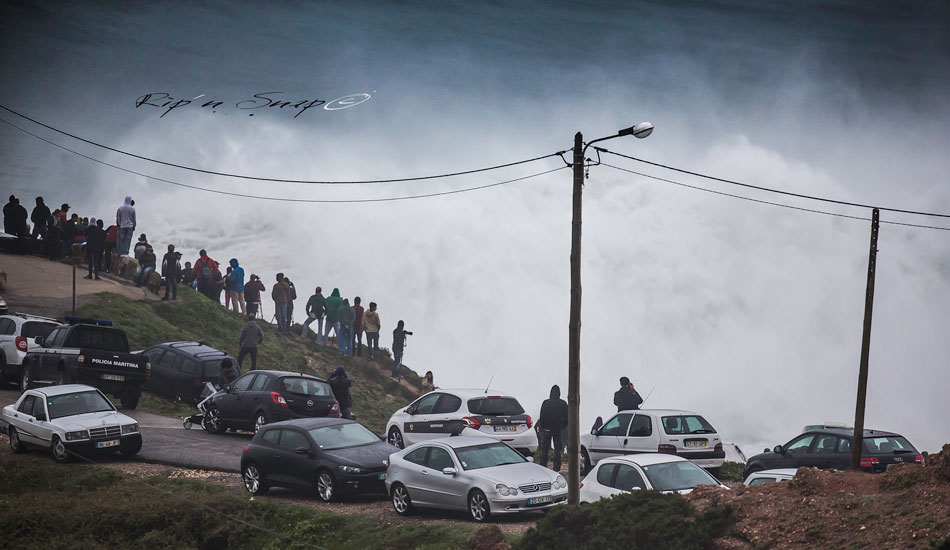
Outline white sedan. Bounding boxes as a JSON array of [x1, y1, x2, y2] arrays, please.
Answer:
[[1, 384, 142, 463], [743, 468, 798, 486], [579, 453, 727, 502]]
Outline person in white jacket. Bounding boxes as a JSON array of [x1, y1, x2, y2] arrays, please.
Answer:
[[115, 195, 136, 255]]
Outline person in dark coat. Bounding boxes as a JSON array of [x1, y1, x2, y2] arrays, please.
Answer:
[[135, 245, 156, 286], [84, 218, 105, 279], [3, 195, 18, 235], [30, 197, 51, 250], [536, 385, 569, 471], [238, 314, 264, 370], [161, 244, 181, 300], [327, 365, 353, 419], [613, 376, 643, 411], [390, 320, 412, 380], [218, 358, 241, 388], [243, 274, 265, 317]]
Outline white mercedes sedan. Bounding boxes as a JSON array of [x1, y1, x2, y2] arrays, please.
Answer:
[[385, 436, 568, 522], [1, 384, 142, 463]]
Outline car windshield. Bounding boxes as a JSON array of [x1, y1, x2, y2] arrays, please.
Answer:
[[661, 415, 716, 435], [47, 390, 114, 419], [454, 442, 525, 470], [280, 377, 332, 397], [865, 436, 916, 454], [22, 321, 58, 339], [308, 423, 380, 450], [467, 397, 524, 416], [641, 461, 720, 492]]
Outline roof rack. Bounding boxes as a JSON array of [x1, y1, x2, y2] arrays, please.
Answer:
[[11, 312, 59, 322], [63, 316, 113, 327]]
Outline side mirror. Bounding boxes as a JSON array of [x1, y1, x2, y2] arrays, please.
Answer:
[[591, 429, 599, 436], [34, 336, 45, 347], [525, 456, 534, 463], [773, 445, 784, 454], [442, 467, 457, 476]]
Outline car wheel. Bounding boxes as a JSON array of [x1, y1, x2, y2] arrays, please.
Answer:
[[253, 412, 267, 434], [8, 427, 26, 453], [388, 427, 404, 449], [316, 470, 339, 502], [468, 489, 491, 522], [242, 462, 269, 495], [120, 392, 140, 410], [581, 447, 592, 475], [202, 407, 226, 434], [19, 366, 32, 392], [119, 438, 142, 457], [50, 435, 70, 463], [391, 483, 413, 516]]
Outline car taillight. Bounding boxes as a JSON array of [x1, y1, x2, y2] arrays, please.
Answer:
[[77, 355, 85, 365], [859, 457, 880, 468], [658, 444, 677, 454], [579, 482, 584, 489], [271, 392, 288, 407], [330, 400, 340, 413], [15, 337, 27, 352], [243, 446, 248, 454], [193, 378, 202, 386], [714, 443, 723, 452], [915, 455, 925, 465], [462, 416, 481, 430], [145, 361, 151, 379], [525, 415, 533, 429]]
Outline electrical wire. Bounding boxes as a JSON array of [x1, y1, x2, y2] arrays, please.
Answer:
[[600, 162, 950, 232], [599, 148, 950, 219], [0, 103, 563, 184], [0, 117, 567, 203]]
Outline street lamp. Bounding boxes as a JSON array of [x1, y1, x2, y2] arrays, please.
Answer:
[[567, 122, 652, 505]]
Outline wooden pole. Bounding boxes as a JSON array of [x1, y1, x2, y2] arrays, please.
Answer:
[[567, 132, 584, 504], [850, 208, 879, 469]]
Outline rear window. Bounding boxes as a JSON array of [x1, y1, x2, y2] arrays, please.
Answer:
[[201, 360, 222, 379], [65, 327, 129, 353], [280, 377, 332, 397], [467, 397, 524, 416], [864, 436, 916, 454], [661, 415, 716, 435], [22, 322, 58, 339]]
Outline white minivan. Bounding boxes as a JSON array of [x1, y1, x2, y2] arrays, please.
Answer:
[[580, 409, 725, 477]]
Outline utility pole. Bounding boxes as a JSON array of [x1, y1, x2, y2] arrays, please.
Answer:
[[72, 264, 77, 315], [850, 208, 879, 469], [567, 132, 584, 504]]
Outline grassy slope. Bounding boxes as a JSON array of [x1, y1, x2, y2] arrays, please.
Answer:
[[76, 291, 424, 432]]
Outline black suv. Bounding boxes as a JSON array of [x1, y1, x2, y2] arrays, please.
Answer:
[[744, 428, 924, 478], [141, 342, 236, 403], [203, 370, 340, 434]]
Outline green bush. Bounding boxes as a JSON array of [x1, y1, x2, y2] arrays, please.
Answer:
[[718, 461, 745, 482], [516, 491, 734, 550]]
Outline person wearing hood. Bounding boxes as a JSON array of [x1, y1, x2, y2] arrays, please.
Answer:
[[327, 365, 353, 419], [537, 384, 569, 472], [323, 288, 342, 347], [84, 218, 105, 280], [271, 273, 291, 332], [115, 195, 136, 255], [30, 196, 50, 249], [161, 244, 181, 300], [301, 287, 326, 342], [338, 298, 355, 355], [238, 314, 265, 370], [135, 245, 157, 287], [613, 377, 643, 411], [227, 258, 246, 315]]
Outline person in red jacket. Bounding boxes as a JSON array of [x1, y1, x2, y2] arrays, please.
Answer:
[[193, 249, 219, 300], [103, 224, 118, 273]]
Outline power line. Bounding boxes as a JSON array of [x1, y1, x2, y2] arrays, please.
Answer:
[[600, 162, 950, 232], [599, 148, 950, 220], [0, 117, 566, 203], [0, 103, 563, 184]]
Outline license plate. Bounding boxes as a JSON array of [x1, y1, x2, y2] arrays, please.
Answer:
[[96, 439, 120, 448], [684, 440, 707, 448], [528, 495, 552, 505], [493, 425, 517, 432], [378, 473, 387, 480], [101, 374, 125, 382]]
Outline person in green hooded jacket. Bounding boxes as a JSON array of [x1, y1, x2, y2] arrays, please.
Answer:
[[323, 288, 343, 348]]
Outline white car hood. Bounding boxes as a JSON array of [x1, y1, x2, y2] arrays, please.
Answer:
[[54, 411, 134, 431], [469, 462, 558, 487]]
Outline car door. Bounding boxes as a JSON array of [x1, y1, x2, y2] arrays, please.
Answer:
[[400, 446, 433, 506], [12, 394, 40, 445], [276, 428, 315, 488], [243, 373, 271, 424], [142, 348, 167, 393], [29, 395, 54, 448], [591, 462, 620, 500], [401, 393, 444, 447], [777, 434, 816, 469], [0, 318, 15, 365], [35, 327, 66, 380], [625, 413, 658, 454], [422, 445, 468, 509], [216, 373, 256, 422], [830, 437, 852, 470], [256, 428, 284, 485], [612, 463, 648, 493], [810, 434, 840, 469], [588, 413, 633, 463]]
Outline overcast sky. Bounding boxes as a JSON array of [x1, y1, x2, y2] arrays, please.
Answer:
[[2, 1, 949, 454]]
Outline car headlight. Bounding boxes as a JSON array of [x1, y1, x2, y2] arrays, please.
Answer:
[[121, 423, 139, 435], [339, 465, 364, 474], [65, 430, 89, 441], [553, 475, 567, 490], [495, 483, 519, 496]]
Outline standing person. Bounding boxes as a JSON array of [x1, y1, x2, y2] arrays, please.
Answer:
[[228, 259, 246, 315], [47, 208, 62, 261], [285, 277, 297, 327], [301, 287, 326, 341], [244, 274, 265, 318], [352, 297, 365, 357], [3, 195, 17, 235], [536, 385, 569, 472], [224, 266, 233, 309], [10, 198, 29, 254], [338, 298, 354, 355], [135, 245, 156, 287], [180, 261, 195, 289], [271, 273, 291, 333], [30, 197, 50, 252], [193, 250, 218, 299], [238, 314, 264, 371], [161, 244, 180, 300], [211, 268, 226, 304], [613, 377, 643, 411], [103, 224, 117, 272], [422, 371, 434, 390], [363, 302, 380, 360], [323, 288, 342, 347], [115, 196, 136, 255], [83, 218, 105, 280], [391, 320, 412, 380], [327, 366, 353, 419], [133, 234, 149, 260]]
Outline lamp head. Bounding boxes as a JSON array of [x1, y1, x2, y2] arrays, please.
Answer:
[[617, 122, 654, 139]]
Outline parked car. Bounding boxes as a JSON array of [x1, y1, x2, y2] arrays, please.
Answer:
[[386, 436, 568, 522], [0, 313, 61, 386], [241, 417, 396, 501], [579, 453, 727, 502], [743, 428, 924, 478], [0, 384, 142, 463], [140, 341, 236, 403], [384, 389, 538, 456], [203, 370, 340, 435], [580, 409, 725, 477], [743, 468, 798, 486]]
